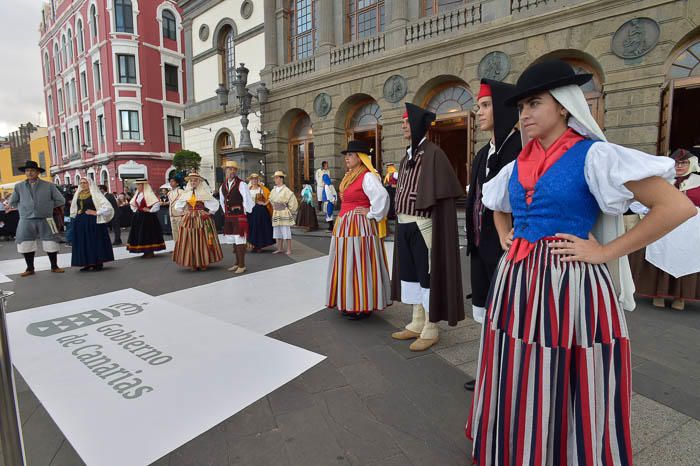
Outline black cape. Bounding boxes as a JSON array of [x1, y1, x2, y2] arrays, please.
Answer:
[[466, 79, 522, 259], [391, 103, 465, 326]]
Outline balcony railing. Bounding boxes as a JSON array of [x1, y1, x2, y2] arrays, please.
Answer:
[[511, 0, 558, 13], [330, 34, 385, 67], [271, 57, 315, 84], [405, 4, 482, 45]]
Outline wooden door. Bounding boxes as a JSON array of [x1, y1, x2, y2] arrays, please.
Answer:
[[657, 80, 674, 157]]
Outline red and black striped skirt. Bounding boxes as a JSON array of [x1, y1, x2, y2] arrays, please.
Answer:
[[466, 239, 633, 465]]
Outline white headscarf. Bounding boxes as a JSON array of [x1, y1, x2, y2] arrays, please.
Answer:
[[182, 177, 215, 202], [131, 182, 160, 207], [70, 179, 115, 224], [549, 84, 636, 311]]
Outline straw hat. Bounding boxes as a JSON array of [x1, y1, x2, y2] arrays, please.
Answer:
[[223, 160, 239, 169], [185, 172, 204, 181], [248, 173, 260, 179], [133, 178, 150, 184], [273, 170, 286, 178]]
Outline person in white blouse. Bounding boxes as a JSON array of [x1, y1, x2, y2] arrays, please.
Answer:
[[70, 178, 115, 271], [315, 161, 330, 211], [126, 179, 166, 258], [466, 59, 696, 465], [219, 161, 254, 273], [172, 172, 223, 271], [326, 140, 391, 319]]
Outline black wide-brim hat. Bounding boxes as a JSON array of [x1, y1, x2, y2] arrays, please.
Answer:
[[341, 140, 372, 156], [18, 160, 45, 173], [505, 59, 592, 107]]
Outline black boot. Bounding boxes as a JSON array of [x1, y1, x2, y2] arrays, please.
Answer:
[[21, 252, 35, 277], [47, 252, 64, 273]]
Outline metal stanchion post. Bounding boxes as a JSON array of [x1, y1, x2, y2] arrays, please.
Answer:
[[0, 290, 25, 466]]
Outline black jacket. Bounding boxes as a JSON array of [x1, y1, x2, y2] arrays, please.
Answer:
[[465, 79, 522, 258], [104, 192, 120, 219]]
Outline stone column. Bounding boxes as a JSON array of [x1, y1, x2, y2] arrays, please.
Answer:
[[263, 0, 277, 70], [275, 0, 287, 66], [315, 0, 335, 70], [183, 19, 195, 103], [385, 0, 409, 50]]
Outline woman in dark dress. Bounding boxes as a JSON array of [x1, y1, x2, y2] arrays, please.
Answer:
[[70, 178, 115, 271], [127, 179, 166, 257], [246, 174, 275, 252]]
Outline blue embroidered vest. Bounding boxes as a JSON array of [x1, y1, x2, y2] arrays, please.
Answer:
[[509, 139, 599, 243]]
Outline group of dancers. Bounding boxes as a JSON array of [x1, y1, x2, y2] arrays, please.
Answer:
[[323, 59, 698, 464]]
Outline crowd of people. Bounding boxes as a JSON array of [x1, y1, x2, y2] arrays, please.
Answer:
[[5, 58, 700, 464]]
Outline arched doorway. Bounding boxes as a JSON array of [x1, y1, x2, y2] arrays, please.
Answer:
[[346, 100, 383, 169], [214, 129, 234, 187], [659, 37, 700, 155], [289, 112, 314, 192], [422, 81, 475, 189], [100, 168, 110, 191]]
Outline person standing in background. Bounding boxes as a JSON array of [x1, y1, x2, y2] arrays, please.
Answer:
[[315, 161, 330, 211], [99, 185, 121, 245], [167, 176, 185, 245]]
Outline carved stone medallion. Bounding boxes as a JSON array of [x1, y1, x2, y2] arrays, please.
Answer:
[[611, 17, 660, 59], [198, 24, 209, 42], [383, 75, 408, 103], [478, 52, 510, 81], [241, 1, 254, 20], [314, 93, 332, 117]]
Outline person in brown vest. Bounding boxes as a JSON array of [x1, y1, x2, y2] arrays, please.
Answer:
[[219, 160, 254, 273]]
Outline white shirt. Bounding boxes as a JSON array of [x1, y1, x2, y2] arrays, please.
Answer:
[[362, 173, 390, 221], [219, 178, 254, 214], [130, 193, 160, 213]]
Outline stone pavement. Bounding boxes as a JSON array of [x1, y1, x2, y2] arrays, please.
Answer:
[[1, 234, 699, 465]]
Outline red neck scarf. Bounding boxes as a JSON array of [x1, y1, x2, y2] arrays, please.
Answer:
[[508, 128, 585, 262]]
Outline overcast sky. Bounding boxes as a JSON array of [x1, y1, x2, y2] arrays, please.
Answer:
[[0, 0, 47, 137]]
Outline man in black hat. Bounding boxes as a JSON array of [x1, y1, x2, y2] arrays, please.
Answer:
[[390, 103, 465, 351], [6, 160, 66, 276]]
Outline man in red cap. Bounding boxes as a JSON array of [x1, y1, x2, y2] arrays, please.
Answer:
[[390, 103, 465, 351]]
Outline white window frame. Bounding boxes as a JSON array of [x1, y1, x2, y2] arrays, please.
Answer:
[[118, 108, 142, 142]]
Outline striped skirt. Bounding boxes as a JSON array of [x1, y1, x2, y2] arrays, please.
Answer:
[[326, 212, 392, 314], [173, 210, 223, 269], [466, 240, 633, 466]]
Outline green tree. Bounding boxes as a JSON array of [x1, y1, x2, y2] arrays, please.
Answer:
[[172, 150, 202, 172]]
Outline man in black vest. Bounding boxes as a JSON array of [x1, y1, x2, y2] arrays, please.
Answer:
[[219, 160, 254, 273]]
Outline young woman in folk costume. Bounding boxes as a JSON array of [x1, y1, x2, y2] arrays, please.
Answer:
[[269, 171, 298, 255], [70, 178, 115, 271], [326, 140, 391, 320], [127, 179, 166, 257], [246, 173, 275, 252], [172, 172, 223, 271], [629, 148, 700, 311], [322, 173, 338, 231], [466, 60, 696, 465], [296, 180, 320, 231]]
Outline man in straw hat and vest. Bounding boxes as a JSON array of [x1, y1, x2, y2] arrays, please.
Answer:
[[220, 160, 254, 273], [390, 103, 465, 351], [6, 160, 66, 276]]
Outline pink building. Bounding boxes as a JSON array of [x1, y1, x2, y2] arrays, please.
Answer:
[[39, 0, 185, 193]]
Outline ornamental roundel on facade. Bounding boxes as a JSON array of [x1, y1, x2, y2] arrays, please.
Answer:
[[478, 51, 510, 80], [240, 1, 254, 20], [198, 24, 209, 41], [314, 93, 332, 117], [383, 75, 408, 103], [611, 17, 660, 59]]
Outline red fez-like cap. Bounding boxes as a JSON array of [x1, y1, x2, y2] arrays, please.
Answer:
[[402, 111, 408, 119], [477, 83, 492, 100]]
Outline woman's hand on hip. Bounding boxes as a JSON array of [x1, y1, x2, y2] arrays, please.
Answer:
[[354, 207, 370, 216], [85, 209, 97, 216], [500, 228, 514, 251], [550, 233, 610, 264]]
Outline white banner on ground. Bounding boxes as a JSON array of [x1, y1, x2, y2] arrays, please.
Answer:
[[7, 289, 324, 466]]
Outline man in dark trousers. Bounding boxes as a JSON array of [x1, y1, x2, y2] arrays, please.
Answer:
[[463, 79, 521, 390], [390, 103, 465, 351], [100, 185, 121, 245]]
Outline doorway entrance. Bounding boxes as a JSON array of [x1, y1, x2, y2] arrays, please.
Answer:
[[288, 113, 314, 191], [346, 101, 382, 170]]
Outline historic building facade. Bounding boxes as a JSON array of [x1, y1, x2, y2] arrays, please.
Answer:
[[179, 0, 266, 186], [0, 124, 52, 197], [39, 0, 186, 193], [260, 0, 700, 191]]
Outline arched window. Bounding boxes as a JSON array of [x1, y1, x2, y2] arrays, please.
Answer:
[[90, 5, 98, 38], [351, 102, 382, 127], [115, 0, 134, 33], [101, 169, 110, 190], [76, 20, 84, 53], [162, 10, 177, 41], [347, 100, 382, 169], [563, 58, 604, 127], [668, 40, 700, 79], [218, 27, 235, 88], [426, 85, 474, 115], [43, 52, 50, 80], [289, 0, 317, 61], [66, 29, 73, 64], [54, 43, 61, 72], [61, 35, 67, 69]]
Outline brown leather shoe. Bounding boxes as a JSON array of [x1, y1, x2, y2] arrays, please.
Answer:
[[20, 270, 35, 277], [391, 329, 420, 340], [409, 337, 439, 352], [51, 268, 65, 273]]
